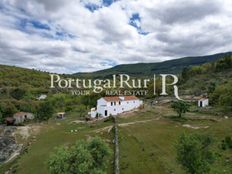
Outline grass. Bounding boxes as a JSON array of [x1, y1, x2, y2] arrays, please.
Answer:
[[0, 113, 114, 174], [118, 105, 232, 174], [1, 105, 232, 174]]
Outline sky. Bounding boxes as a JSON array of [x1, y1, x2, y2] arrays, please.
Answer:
[[0, 0, 232, 74]]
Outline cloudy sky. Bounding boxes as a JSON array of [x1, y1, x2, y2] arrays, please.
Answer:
[[0, 0, 232, 73]]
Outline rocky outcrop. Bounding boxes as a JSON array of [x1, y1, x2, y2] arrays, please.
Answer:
[[0, 126, 23, 164]]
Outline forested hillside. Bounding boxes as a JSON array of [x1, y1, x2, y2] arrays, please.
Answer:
[[0, 65, 99, 122], [180, 55, 232, 111], [75, 52, 232, 78], [1, 52, 232, 121]]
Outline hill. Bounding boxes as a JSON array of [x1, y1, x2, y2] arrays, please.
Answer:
[[0, 64, 50, 89], [180, 54, 232, 111], [74, 52, 232, 78]]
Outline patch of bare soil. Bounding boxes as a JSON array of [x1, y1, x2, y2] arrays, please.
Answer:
[[13, 125, 41, 140], [94, 126, 113, 133], [71, 120, 86, 124], [118, 109, 140, 118], [182, 124, 209, 129], [93, 117, 161, 133], [118, 117, 161, 127]]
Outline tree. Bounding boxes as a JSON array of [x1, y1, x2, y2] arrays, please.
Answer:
[[181, 67, 190, 81], [210, 81, 232, 111], [48, 137, 112, 174], [176, 133, 215, 174], [171, 101, 190, 118], [0, 102, 17, 117], [36, 101, 54, 121], [87, 137, 111, 169]]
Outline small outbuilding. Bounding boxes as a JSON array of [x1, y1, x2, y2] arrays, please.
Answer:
[[56, 112, 65, 119], [37, 94, 47, 100], [13, 112, 34, 124], [88, 108, 97, 118], [5, 117, 15, 125], [198, 98, 209, 107]]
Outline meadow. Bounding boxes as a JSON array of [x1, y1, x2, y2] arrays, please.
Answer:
[[1, 103, 232, 174]]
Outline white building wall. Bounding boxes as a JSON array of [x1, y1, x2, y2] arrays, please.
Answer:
[[96, 98, 143, 117], [198, 99, 209, 107]]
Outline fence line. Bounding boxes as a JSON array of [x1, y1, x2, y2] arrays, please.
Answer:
[[113, 118, 120, 174]]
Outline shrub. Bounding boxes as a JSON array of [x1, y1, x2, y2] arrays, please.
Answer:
[[176, 133, 215, 174], [171, 101, 190, 118], [48, 137, 112, 174]]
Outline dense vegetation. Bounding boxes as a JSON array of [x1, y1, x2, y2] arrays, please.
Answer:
[[48, 137, 112, 174], [180, 54, 232, 112], [171, 101, 190, 118], [176, 133, 215, 174], [0, 52, 232, 122], [75, 52, 232, 78], [0, 65, 102, 122]]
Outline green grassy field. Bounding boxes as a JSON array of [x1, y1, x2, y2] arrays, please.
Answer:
[[117, 105, 232, 174], [0, 113, 114, 174], [1, 105, 232, 174]]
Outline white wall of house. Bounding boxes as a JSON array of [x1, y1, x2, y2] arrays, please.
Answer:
[[198, 99, 209, 107], [96, 98, 143, 117]]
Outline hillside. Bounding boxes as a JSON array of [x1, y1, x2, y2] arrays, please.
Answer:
[[74, 52, 232, 78], [0, 65, 50, 89], [180, 54, 232, 111]]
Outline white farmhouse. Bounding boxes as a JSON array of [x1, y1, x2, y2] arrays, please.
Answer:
[[89, 96, 143, 118], [198, 97, 209, 107]]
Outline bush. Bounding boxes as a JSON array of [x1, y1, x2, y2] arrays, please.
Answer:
[[48, 137, 112, 174], [210, 81, 232, 111], [221, 136, 232, 150], [10, 88, 27, 100], [36, 101, 54, 121], [0, 101, 17, 117], [171, 101, 190, 118], [176, 133, 215, 174]]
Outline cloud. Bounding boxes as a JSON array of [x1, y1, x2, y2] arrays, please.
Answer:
[[0, 0, 231, 73], [149, 0, 221, 25]]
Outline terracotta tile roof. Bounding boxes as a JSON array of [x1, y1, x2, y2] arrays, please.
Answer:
[[103, 96, 121, 102], [199, 97, 208, 101], [13, 112, 29, 117], [103, 96, 139, 102], [123, 96, 138, 101], [5, 117, 15, 121]]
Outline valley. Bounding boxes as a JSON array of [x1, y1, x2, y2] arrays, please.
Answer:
[[0, 52, 232, 174], [1, 101, 232, 174]]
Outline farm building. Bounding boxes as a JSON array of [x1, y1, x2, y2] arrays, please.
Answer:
[[5, 117, 15, 125], [198, 98, 209, 107], [56, 112, 65, 119], [37, 94, 47, 100], [89, 96, 143, 118], [89, 108, 97, 118], [13, 112, 34, 124]]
